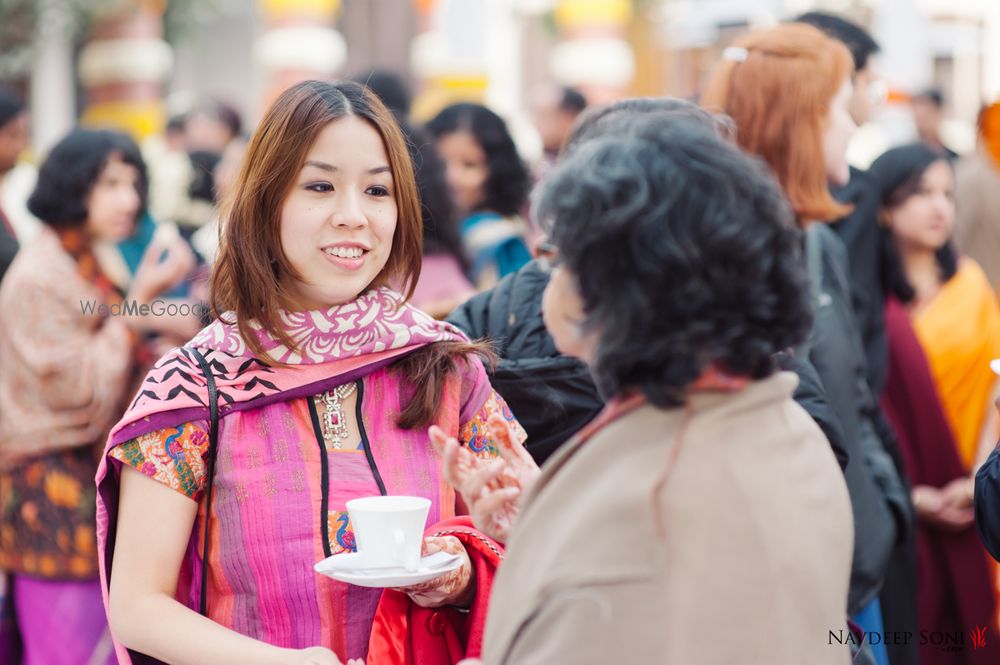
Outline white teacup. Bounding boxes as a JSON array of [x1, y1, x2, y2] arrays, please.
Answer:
[[346, 495, 431, 571]]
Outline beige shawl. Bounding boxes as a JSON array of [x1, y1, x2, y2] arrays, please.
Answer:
[[0, 228, 134, 466]]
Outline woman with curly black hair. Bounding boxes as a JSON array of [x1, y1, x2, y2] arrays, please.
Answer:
[[434, 116, 854, 664], [427, 103, 531, 289]]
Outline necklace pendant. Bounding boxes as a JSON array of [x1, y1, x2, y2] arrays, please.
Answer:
[[316, 382, 358, 451]]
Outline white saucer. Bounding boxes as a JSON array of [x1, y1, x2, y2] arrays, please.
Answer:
[[314, 551, 463, 588]]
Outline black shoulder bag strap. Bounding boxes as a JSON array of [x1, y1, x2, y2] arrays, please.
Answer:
[[190, 348, 220, 617]]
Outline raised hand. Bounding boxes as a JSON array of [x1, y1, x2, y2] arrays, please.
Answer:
[[129, 236, 196, 303], [430, 414, 539, 543]]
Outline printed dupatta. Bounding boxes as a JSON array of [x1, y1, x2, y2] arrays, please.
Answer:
[[100, 287, 468, 448], [95, 287, 471, 664]]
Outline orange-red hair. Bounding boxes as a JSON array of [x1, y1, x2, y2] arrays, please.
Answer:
[[980, 101, 1000, 171], [701, 24, 854, 224]]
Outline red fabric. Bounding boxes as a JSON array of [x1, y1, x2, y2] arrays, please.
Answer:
[[367, 516, 502, 665], [881, 297, 998, 665]]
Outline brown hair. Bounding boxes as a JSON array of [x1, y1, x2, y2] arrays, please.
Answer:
[[701, 24, 854, 224], [212, 80, 487, 429]]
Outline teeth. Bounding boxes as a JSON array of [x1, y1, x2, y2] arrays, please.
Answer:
[[325, 247, 364, 259]]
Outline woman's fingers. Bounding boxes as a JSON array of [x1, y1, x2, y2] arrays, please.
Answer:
[[487, 414, 536, 471], [473, 486, 521, 541], [487, 414, 516, 455], [475, 486, 521, 519], [428, 425, 451, 456], [435, 433, 472, 488], [421, 535, 462, 557], [465, 459, 505, 499]]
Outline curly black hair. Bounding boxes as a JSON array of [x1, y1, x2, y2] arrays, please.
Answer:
[[27, 128, 148, 229], [535, 117, 812, 407], [426, 103, 529, 218], [563, 97, 734, 156]]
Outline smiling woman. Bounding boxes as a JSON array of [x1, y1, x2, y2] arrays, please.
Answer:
[[96, 81, 524, 665]]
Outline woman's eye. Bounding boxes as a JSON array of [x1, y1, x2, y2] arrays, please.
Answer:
[[307, 182, 333, 193], [367, 186, 390, 197]]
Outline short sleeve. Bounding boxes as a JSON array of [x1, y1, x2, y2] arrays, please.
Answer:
[[460, 390, 528, 461], [109, 420, 211, 500]]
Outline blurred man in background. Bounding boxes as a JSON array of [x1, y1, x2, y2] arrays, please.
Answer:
[[530, 85, 587, 178], [912, 88, 959, 160]]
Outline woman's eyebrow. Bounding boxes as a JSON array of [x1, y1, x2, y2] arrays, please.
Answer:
[[302, 160, 391, 176]]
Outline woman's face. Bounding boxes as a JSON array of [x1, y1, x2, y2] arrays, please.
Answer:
[[85, 154, 141, 242], [436, 130, 488, 217], [279, 116, 398, 310], [884, 159, 955, 253], [823, 76, 857, 187], [541, 265, 598, 365]]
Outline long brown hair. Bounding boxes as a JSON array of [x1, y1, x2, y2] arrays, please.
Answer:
[[701, 24, 854, 224], [212, 80, 488, 428]]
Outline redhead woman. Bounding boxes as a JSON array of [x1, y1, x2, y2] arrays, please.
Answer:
[[701, 25, 911, 665]]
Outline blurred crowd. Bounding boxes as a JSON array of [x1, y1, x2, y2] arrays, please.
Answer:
[[3, 8, 1000, 665]]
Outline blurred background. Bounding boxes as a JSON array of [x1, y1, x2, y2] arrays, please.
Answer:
[[0, 0, 998, 162]]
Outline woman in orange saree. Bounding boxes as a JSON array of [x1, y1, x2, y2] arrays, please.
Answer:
[[875, 143, 1000, 665]]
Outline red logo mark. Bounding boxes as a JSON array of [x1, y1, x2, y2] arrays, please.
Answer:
[[970, 625, 988, 650]]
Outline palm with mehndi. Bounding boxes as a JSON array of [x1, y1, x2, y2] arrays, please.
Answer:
[[429, 414, 540, 543]]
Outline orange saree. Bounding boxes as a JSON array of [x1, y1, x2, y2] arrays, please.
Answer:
[[912, 259, 1000, 470]]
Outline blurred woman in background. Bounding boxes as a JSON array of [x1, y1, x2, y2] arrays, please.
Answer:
[[875, 143, 1000, 665], [400, 120, 474, 318], [0, 128, 193, 665], [428, 103, 531, 290]]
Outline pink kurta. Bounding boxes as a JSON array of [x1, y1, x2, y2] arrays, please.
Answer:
[[95, 288, 524, 664]]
